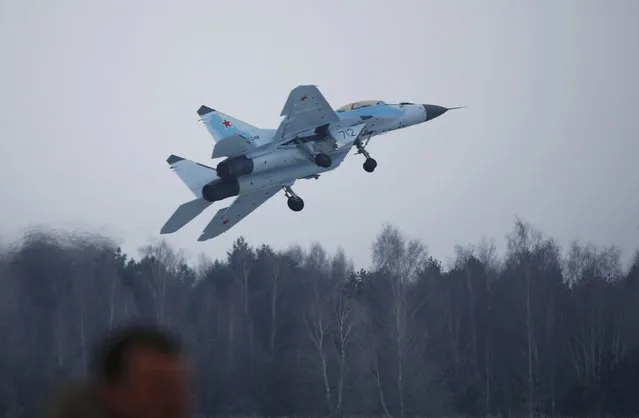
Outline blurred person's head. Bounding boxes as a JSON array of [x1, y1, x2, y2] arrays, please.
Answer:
[[91, 324, 190, 418]]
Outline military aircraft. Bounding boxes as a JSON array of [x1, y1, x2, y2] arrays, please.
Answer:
[[161, 85, 461, 241]]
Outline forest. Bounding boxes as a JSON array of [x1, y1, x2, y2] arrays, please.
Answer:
[[1, 219, 638, 418]]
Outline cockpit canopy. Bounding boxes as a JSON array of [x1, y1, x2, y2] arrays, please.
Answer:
[[336, 100, 386, 113]]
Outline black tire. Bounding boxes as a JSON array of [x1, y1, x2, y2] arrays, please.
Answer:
[[314, 153, 332, 168], [287, 197, 304, 212], [363, 158, 377, 172]]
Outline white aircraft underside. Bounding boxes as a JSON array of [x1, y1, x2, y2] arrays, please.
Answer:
[[161, 85, 461, 241]]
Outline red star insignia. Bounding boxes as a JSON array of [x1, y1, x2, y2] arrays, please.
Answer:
[[300, 95, 307, 102], [222, 120, 231, 128]]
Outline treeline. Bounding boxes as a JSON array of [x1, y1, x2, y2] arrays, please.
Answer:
[[1, 220, 639, 418]]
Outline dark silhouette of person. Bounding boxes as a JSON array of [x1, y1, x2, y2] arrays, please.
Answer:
[[49, 324, 191, 418]]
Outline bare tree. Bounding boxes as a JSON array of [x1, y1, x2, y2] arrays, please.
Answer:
[[227, 237, 254, 318], [331, 247, 354, 281], [564, 241, 625, 381], [257, 246, 285, 366], [333, 284, 356, 417], [371, 224, 427, 418], [476, 237, 500, 411], [506, 219, 543, 418], [307, 242, 330, 276], [138, 240, 184, 325], [304, 281, 334, 415]]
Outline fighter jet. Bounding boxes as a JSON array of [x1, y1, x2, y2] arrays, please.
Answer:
[[161, 85, 461, 241]]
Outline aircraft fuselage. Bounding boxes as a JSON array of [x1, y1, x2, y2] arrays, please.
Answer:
[[162, 86, 460, 241], [205, 102, 450, 203]]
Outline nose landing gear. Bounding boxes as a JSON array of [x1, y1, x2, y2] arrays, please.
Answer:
[[355, 137, 377, 173], [363, 157, 377, 173]]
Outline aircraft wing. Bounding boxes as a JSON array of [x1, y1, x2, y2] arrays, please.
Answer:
[[274, 85, 340, 141], [197, 186, 282, 241]]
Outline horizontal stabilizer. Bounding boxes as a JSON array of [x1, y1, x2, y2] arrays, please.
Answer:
[[160, 198, 212, 234], [211, 134, 257, 158], [166, 155, 218, 199]]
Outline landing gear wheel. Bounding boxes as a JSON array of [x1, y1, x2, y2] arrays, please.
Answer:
[[355, 136, 376, 173], [363, 158, 377, 173], [314, 153, 332, 168], [287, 196, 304, 212]]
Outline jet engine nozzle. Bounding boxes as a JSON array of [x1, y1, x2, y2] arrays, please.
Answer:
[[216, 155, 254, 179], [201, 178, 240, 202]]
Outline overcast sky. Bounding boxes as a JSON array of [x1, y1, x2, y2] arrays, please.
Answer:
[[1, 0, 638, 268]]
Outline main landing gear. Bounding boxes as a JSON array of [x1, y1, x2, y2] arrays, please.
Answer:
[[314, 152, 332, 168], [355, 137, 377, 173], [284, 186, 304, 212], [292, 138, 333, 169]]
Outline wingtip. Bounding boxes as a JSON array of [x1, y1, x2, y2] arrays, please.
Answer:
[[160, 221, 178, 234], [166, 154, 184, 165], [197, 105, 215, 116]]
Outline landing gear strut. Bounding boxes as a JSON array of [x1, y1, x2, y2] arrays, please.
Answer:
[[355, 137, 377, 173], [284, 186, 304, 212]]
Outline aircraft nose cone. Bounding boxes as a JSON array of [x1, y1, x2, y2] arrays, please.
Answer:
[[423, 104, 448, 121]]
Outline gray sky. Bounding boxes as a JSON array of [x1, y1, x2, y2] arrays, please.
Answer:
[[1, 0, 638, 268]]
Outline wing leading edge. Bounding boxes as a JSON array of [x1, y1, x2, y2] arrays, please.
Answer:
[[197, 185, 284, 241], [275, 85, 340, 142]]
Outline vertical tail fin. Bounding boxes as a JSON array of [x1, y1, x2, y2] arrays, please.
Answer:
[[197, 105, 262, 143]]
